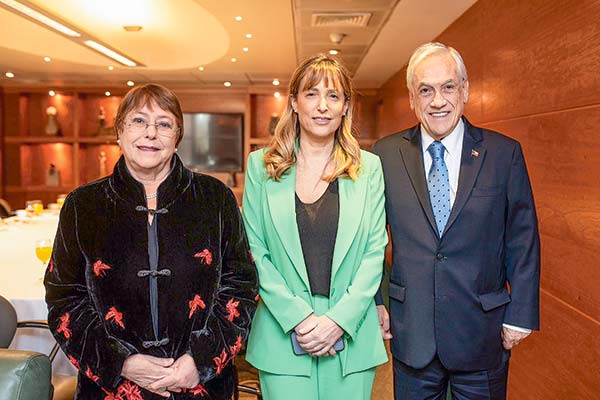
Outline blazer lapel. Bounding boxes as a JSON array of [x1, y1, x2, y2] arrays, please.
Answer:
[[442, 119, 485, 236], [265, 166, 311, 290], [398, 126, 438, 234], [331, 174, 367, 281]]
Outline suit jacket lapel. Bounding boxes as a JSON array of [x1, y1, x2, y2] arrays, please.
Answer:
[[443, 119, 485, 236], [398, 126, 438, 234], [331, 174, 367, 281], [265, 166, 311, 290]]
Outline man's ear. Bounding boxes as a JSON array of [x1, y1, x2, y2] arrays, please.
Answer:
[[409, 90, 415, 111], [463, 79, 469, 104]]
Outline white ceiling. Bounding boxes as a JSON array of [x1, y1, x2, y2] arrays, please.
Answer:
[[0, 0, 476, 90]]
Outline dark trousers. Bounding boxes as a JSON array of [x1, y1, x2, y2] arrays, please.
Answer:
[[393, 352, 510, 400]]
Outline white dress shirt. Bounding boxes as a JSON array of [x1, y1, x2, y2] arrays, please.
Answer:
[[420, 120, 530, 334]]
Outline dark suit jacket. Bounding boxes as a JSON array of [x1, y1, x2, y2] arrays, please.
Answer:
[[372, 118, 540, 371]]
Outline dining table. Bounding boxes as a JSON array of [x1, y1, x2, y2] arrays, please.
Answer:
[[0, 212, 77, 376]]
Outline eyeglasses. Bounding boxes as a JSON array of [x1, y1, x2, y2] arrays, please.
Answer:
[[125, 117, 179, 137]]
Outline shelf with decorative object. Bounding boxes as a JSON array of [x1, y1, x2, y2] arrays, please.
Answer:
[[0, 89, 124, 207]]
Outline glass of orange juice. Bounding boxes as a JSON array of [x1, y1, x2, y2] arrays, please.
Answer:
[[57, 194, 67, 208], [35, 238, 53, 267], [26, 200, 43, 216]]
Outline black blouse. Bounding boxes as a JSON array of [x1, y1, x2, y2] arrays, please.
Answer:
[[295, 180, 339, 297]]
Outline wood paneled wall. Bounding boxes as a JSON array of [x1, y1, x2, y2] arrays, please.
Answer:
[[376, 0, 600, 398]]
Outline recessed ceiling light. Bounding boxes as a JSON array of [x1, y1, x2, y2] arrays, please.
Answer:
[[123, 25, 142, 32], [5, 72, 15, 78], [105, 91, 111, 97], [245, 33, 253, 39], [329, 49, 340, 55], [49, 90, 56, 96], [84, 40, 137, 67], [0, 0, 81, 37], [274, 92, 281, 98], [107, 65, 114, 71], [198, 66, 205, 71], [127, 80, 134, 87], [224, 81, 232, 87], [272, 79, 280, 86], [242, 47, 249, 53], [43, 56, 51, 62], [235, 16, 242, 22], [231, 58, 237, 63]]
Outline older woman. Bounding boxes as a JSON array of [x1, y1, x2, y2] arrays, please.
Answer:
[[242, 55, 388, 399], [44, 84, 257, 399]]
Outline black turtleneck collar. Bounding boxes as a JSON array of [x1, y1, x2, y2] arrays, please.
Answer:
[[108, 154, 192, 210]]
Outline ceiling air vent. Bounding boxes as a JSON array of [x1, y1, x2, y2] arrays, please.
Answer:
[[311, 13, 372, 28]]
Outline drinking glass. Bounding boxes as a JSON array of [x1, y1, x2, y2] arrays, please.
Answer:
[[35, 239, 53, 266], [57, 194, 67, 208], [26, 200, 43, 216]]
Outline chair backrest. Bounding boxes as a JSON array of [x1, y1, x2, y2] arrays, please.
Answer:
[[0, 349, 52, 400], [0, 296, 17, 348], [0, 198, 11, 218]]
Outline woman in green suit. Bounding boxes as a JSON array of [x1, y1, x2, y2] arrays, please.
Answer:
[[242, 55, 388, 399]]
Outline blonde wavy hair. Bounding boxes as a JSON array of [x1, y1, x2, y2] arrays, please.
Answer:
[[264, 54, 361, 181]]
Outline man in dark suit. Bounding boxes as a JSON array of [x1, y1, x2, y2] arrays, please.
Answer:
[[372, 42, 540, 400]]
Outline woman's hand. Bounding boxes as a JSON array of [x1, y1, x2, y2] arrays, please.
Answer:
[[148, 353, 200, 393], [295, 313, 318, 336], [121, 354, 174, 397], [296, 315, 344, 357]]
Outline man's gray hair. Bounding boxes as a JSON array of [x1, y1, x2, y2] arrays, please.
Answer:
[[406, 42, 468, 91]]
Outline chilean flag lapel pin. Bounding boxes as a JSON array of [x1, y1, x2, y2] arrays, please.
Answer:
[[471, 149, 480, 157]]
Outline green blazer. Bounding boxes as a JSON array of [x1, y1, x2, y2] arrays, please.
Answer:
[[242, 149, 388, 377]]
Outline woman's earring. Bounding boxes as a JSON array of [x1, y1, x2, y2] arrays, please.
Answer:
[[175, 148, 178, 152]]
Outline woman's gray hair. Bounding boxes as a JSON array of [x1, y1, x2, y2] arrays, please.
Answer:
[[406, 42, 468, 91]]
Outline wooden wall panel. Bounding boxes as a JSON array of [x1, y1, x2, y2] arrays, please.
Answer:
[[175, 92, 247, 114], [479, 0, 600, 122], [354, 93, 379, 139], [509, 290, 600, 400], [376, 0, 600, 398], [251, 94, 287, 139]]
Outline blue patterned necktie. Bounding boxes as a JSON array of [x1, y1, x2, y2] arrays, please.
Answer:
[[427, 141, 450, 237]]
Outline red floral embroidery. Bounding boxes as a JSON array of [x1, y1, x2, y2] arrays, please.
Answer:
[[184, 384, 208, 396], [57, 312, 72, 339], [67, 355, 79, 369], [213, 348, 229, 375], [101, 389, 123, 400], [254, 294, 260, 302], [85, 365, 100, 382], [93, 260, 112, 277], [229, 335, 243, 358], [225, 298, 240, 322], [188, 294, 206, 318], [105, 307, 125, 329], [194, 249, 213, 266], [117, 380, 143, 400], [48, 259, 55, 273], [248, 249, 254, 263]]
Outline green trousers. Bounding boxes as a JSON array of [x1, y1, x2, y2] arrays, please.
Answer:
[[258, 295, 376, 400]]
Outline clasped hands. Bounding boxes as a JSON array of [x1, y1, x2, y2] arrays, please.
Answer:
[[294, 313, 344, 357], [121, 353, 199, 398]]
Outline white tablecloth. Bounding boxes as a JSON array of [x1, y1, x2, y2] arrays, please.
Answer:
[[0, 214, 77, 376]]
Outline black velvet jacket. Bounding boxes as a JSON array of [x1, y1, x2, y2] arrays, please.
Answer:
[[44, 155, 258, 400]]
